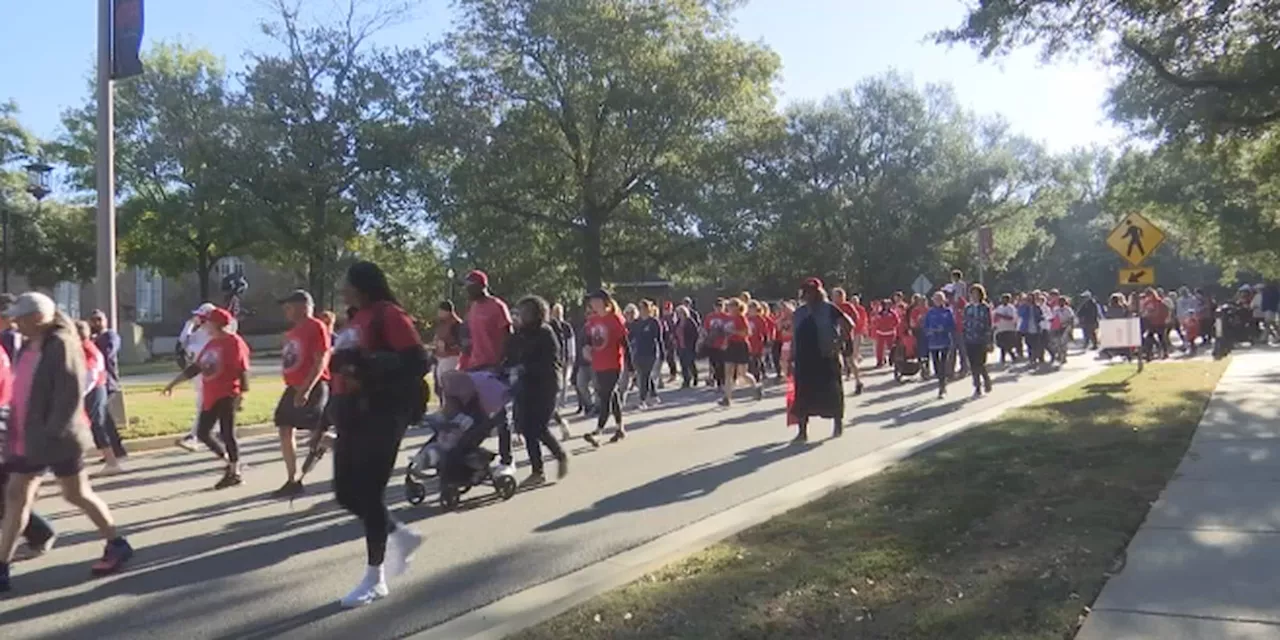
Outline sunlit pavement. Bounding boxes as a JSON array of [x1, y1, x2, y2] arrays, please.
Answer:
[[4, 353, 1100, 640]]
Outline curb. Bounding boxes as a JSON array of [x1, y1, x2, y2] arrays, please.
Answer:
[[410, 366, 1100, 640], [117, 423, 276, 456]]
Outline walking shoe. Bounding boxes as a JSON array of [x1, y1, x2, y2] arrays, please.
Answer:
[[520, 472, 546, 488], [854, 382, 864, 396], [984, 380, 993, 393], [340, 572, 389, 608], [271, 480, 304, 499], [609, 430, 627, 444], [214, 468, 243, 490], [175, 435, 200, 452], [583, 431, 601, 448], [384, 527, 423, 578], [90, 538, 133, 576], [97, 461, 126, 477], [557, 455, 569, 480], [972, 388, 983, 398]]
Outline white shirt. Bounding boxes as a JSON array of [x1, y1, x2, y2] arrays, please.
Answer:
[[992, 304, 1019, 333], [181, 320, 211, 362]]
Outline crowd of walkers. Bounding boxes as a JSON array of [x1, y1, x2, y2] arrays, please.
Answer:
[[2, 257, 1265, 605]]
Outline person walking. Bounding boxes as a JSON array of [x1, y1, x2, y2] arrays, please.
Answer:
[[270, 290, 332, 498], [87, 310, 127, 474], [790, 279, 853, 443], [76, 321, 125, 476], [0, 294, 19, 359], [720, 298, 761, 407], [459, 270, 515, 468], [660, 301, 679, 384], [162, 307, 251, 490], [674, 305, 700, 388], [629, 300, 664, 409], [963, 285, 994, 397], [174, 303, 217, 451], [924, 292, 956, 398], [993, 293, 1020, 364], [583, 289, 629, 447], [505, 296, 569, 486], [0, 331, 58, 564], [327, 261, 429, 607], [1076, 292, 1102, 349], [0, 293, 133, 593], [702, 299, 729, 389], [433, 301, 464, 408], [547, 303, 575, 441], [573, 299, 596, 417]]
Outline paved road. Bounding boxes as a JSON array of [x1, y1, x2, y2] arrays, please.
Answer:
[[4, 355, 1098, 640]]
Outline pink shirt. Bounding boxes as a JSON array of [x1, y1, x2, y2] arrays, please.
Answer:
[[460, 296, 511, 371], [9, 348, 41, 458]]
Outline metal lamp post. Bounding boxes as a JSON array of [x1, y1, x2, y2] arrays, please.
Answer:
[[446, 267, 456, 304]]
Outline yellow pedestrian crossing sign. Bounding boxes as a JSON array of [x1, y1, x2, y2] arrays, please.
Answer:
[[1107, 213, 1165, 266], [1119, 267, 1155, 286]]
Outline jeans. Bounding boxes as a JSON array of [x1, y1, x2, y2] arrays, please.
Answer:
[[966, 343, 991, 391], [85, 386, 127, 458], [930, 349, 949, 393], [635, 360, 658, 402], [678, 348, 698, 386], [574, 366, 594, 412]]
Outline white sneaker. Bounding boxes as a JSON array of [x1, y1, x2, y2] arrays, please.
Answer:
[[636, 401, 648, 411], [176, 436, 199, 452], [385, 528, 423, 578], [340, 575, 389, 608], [98, 461, 126, 477]]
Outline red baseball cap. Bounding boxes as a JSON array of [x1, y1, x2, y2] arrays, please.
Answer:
[[206, 307, 234, 327], [465, 270, 489, 287], [802, 277, 823, 291]]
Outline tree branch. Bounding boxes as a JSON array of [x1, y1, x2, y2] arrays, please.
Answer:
[[1121, 36, 1275, 94]]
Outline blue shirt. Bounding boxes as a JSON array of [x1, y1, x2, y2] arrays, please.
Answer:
[[93, 330, 122, 393], [923, 307, 955, 351]]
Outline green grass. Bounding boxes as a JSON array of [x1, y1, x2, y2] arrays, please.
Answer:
[[119, 359, 186, 378], [118, 375, 285, 440], [515, 361, 1228, 640]]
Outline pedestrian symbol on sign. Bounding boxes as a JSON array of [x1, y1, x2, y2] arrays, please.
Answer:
[[1106, 213, 1165, 266]]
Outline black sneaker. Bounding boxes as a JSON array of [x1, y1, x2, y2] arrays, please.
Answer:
[[520, 472, 546, 488], [91, 538, 133, 576], [583, 431, 600, 448], [215, 470, 243, 490], [609, 430, 627, 444], [854, 382, 864, 396], [271, 480, 303, 499]]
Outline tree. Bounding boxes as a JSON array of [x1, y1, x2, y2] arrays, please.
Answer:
[[728, 74, 1071, 296], [431, 0, 781, 293], [935, 0, 1280, 140], [57, 44, 260, 299], [236, 0, 433, 305], [9, 201, 97, 289]]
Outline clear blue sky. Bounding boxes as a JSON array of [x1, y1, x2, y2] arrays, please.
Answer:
[[1, 0, 1122, 152]]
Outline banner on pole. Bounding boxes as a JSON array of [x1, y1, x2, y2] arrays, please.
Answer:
[[111, 0, 145, 79]]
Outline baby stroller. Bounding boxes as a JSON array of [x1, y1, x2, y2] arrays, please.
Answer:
[[404, 370, 518, 511], [891, 333, 923, 382]]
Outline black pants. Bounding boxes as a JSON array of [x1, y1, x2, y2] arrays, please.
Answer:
[[708, 349, 725, 387], [770, 341, 783, 377], [635, 360, 657, 402], [930, 349, 949, 392], [196, 396, 239, 463], [495, 406, 513, 466], [332, 396, 408, 566], [665, 347, 678, 379], [966, 343, 991, 390], [594, 369, 623, 431], [678, 348, 698, 387], [1026, 333, 1045, 363], [0, 472, 55, 546], [516, 393, 566, 475]]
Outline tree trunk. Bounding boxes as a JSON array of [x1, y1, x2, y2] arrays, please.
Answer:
[[196, 250, 212, 302], [581, 213, 604, 292]]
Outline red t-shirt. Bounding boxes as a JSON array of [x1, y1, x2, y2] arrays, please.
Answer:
[[703, 311, 730, 350], [461, 296, 511, 370], [854, 305, 870, 336], [586, 312, 627, 372], [197, 333, 251, 410], [726, 314, 749, 345], [82, 339, 107, 390], [282, 316, 331, 388], [908, 305, 928, 330], [332, 301, 422, 395]]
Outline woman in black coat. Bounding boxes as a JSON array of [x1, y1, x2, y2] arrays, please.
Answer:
[[504, 295, 568, 486]]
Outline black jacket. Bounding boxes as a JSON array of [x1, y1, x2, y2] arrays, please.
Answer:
[[504, 322, 562, 399]]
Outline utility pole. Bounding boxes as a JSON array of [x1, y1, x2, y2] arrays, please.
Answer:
[[97, 0, 118, 329]]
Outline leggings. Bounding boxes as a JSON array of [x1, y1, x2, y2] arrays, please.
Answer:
[[635, 360, 657, 402], [708, 349, 725, 387], [196, 396, 239, 463], [594, 369, 623, 431], [678, 348, 698, 386], [332, 396, 407, 566], [517, 394, 566, 474]]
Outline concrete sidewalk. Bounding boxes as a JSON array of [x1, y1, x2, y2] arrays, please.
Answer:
[[1078, 353, 1280, 640]]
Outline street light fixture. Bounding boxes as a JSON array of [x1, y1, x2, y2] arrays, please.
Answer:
[[2, 161, 54, 292], [446, 267, 456, 304]]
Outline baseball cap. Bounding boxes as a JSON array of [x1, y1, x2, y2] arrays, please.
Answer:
[[205, 307, 234, 327], [276, 289, 314, 305], [465, 270, 489, 287], [191, 302, 217, 317], [801, 277, 823, 291], [587, 288, 611, 300], [4, 292, 56, 320]]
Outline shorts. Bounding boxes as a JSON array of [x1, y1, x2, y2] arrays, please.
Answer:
[[273, 381, 331, 430], [4, 456, 83, 478], [724, 341, 751, 365]]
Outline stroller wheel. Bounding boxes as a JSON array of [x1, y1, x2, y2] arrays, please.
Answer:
[[405, 479, 428, 505], [495, 475, 518, 500], [440, 486, 461, 511]]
